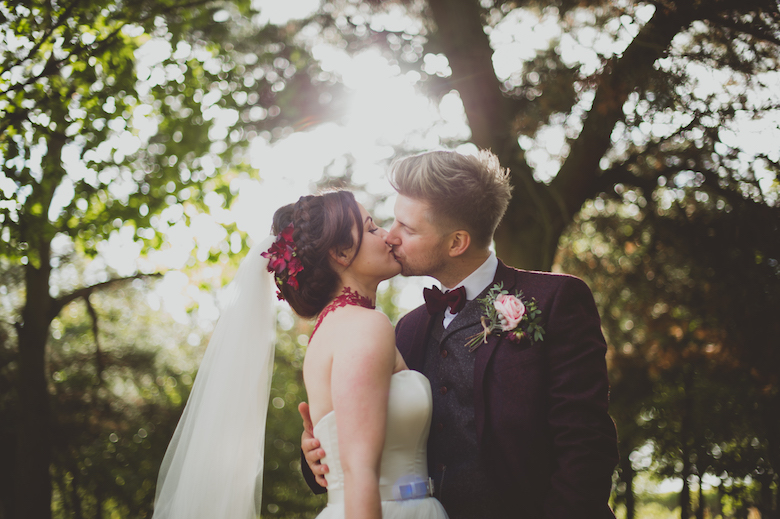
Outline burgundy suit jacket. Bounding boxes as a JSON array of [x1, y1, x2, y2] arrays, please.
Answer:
[[394, 261, 618, 518], [301, 261, 618, 517]]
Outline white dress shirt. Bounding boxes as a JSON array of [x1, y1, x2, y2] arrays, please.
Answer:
[[441, 252, 498, 328]]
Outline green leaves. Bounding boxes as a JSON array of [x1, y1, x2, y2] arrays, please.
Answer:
[[1, 0, 346, 270], [2, 4, 344, 514]]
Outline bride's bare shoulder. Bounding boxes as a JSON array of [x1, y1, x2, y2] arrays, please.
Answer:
[[315, 306, 395, 353], [329, 308, 396, 391]]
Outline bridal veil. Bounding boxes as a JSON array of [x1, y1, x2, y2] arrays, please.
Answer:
[[153, 237, 276, 519]]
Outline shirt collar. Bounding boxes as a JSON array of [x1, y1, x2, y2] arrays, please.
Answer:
[[442, 251, 498, 301]]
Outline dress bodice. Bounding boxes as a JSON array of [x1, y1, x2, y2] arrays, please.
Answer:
[[313, 370, 433, 503]]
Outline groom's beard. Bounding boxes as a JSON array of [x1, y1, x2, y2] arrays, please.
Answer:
[[392, 248, 448, 279]]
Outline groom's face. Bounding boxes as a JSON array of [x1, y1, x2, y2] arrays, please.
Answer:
[[386, 195, 451, 278]]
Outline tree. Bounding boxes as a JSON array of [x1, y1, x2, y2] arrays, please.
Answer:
[[0, 251, 200, 518], [304, 0, 779, 269], [45, 279, 201, 519], [0, 0, 341, 516], [557, 178, 780, 517], [7, 0, 780, 516]]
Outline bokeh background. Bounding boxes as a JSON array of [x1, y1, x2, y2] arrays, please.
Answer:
[[1, 0, 779, 518]]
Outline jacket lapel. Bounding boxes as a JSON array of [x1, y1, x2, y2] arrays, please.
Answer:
[[399, 261, 522, 440], [438, 297, 485, 344], [472, 261, 519, 441]]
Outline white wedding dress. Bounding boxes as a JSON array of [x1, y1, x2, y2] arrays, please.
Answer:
[[153, 242, 448, 519], [313, 369, 449, 519]]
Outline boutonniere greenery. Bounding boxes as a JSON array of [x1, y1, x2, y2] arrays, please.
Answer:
[[465, 282, 545, 352]]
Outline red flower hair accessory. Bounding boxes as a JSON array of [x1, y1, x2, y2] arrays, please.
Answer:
[[261, 223, 303, 299]]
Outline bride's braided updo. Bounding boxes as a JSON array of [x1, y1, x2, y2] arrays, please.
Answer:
[[270, 191, 364, 318]]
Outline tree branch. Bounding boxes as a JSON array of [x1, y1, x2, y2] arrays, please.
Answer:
[[49, 273, 161, 322], [710, 12, 780, 47], [83, 294, 104, 379], [1, 0, 217, 100], [595, 164, 665, 198], [0, 0, 83, 74], [1, 21, 128, 98], [551, 5, 693, 222]]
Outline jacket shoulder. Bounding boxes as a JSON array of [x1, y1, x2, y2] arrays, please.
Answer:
[[499, 262, 588, 288], [496, 262, 596, 306], [396, 304, 428, 331]]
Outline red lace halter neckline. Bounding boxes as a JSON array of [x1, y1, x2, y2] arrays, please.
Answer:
[[311, 287, 375, 339]]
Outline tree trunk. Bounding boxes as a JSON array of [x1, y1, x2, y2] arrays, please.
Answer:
[[425, 0, 514, 154], [16, 238, 55, 519], [680, 368, 694, 519], [714, 485, 724, 519], [696, 474, 704, 519], [425, 0, 694, 270], [765, 394, 780, 519], [69, 465, 84, 519], [619, 449, 636, 519], [759, 471, 774, 519], [680, 473, 690, 519], [0, 424, 16, 518], [96, 485, 104, 519]]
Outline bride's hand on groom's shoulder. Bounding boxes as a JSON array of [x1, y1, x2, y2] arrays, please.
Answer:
[[299, 402, 329, 487]]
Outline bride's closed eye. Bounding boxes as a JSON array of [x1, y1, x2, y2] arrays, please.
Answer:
[[365, 216, 379, 234]]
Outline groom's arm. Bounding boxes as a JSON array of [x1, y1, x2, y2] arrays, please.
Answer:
[[543, 276, 618, 518], [299, 403, 328, 495], [300, 450, 327, 495]]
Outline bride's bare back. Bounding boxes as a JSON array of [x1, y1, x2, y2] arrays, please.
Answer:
[[302, 303, 408, 519], [303, 304, 406, 428]]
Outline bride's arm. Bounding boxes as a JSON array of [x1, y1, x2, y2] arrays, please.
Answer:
[[330, 309, 396, 519]]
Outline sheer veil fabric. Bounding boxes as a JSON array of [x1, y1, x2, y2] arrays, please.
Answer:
[[153, 237, 276, 519]]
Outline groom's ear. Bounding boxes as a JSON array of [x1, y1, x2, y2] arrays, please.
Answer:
[[447, 230, 471, 258]]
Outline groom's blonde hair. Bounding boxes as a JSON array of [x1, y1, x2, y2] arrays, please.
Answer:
[[388, 149, 512, 249]]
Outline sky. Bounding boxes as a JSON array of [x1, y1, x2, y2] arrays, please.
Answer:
[[209, 0, 780, 242], [171, 2, 780, 494], [31, 0, 779, 494], [78, 0, 780, 329], [101, 0, 477, 318]]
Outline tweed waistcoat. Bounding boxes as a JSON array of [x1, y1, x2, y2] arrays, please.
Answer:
[[423, 301, 505, 519]]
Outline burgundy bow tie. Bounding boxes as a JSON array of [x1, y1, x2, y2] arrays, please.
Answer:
[[423, 286, 467, 315]]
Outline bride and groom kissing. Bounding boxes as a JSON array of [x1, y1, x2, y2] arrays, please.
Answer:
[[153, 149, 618, 519]]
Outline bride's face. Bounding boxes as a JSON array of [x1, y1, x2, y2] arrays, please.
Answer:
[[345, 203, 402, 282]]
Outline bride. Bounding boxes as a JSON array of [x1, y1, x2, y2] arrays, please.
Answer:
[[153, 190, 448, 519]]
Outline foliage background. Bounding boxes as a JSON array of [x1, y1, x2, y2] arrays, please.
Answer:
[[1, 0, 778, 518]]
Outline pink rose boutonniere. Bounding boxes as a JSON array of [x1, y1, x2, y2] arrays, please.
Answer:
[[494, 294, 525, 331], [465, 282, 545, 352]]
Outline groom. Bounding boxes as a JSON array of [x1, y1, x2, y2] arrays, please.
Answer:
[[301, 149, 618, 518]]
